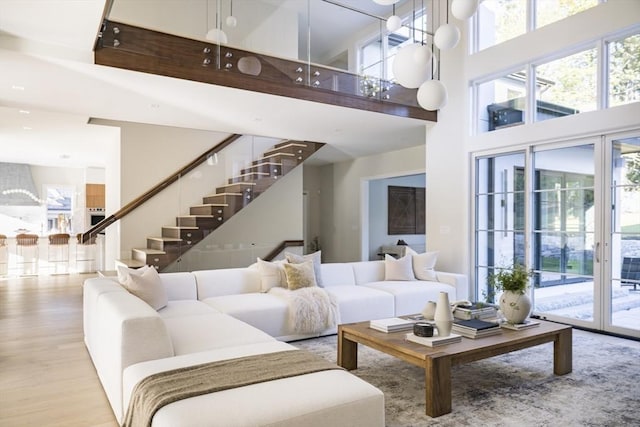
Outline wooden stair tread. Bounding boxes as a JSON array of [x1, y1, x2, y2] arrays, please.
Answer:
[[191, 203, 229, 207], [233, 172, 269, 178], [177, 215, 214, 218], [132, 247, 166, 254], [204, 192, 243, 197], [148, 237, 182, 242], [263, 143, 307, 154], [259, 152, 295, 160], [163, 226, 200, 230], [217, 182, 256, 187], [115, 259, 147, 268]]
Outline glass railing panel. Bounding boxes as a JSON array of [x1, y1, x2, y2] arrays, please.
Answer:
[[159, 134, 285, 272], [106, 0, 425, 109]]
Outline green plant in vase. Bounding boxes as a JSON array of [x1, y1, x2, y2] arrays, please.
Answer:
[[488, 264, 534, 324]]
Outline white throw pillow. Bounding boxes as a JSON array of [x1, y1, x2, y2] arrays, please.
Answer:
[[116, 264, 151, 285], [384, 254, 415, 281], [122, 266, 168, 310], [285, 250, 323, 287], [412, 251, 439, 281], [256, 258, 288, 292]]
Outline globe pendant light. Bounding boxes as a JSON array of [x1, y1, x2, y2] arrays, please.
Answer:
[[417, 79, 448, 110], [434, 23, 460, 50], [451, 0, 479, 20], [373, 0, 399, 5], [226, 0, 237, 28], [393, 43, 431, 89], [387, 15, 402, 32], [205, 0, 228, 44]]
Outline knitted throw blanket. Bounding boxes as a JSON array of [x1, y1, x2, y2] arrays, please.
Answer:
[[123, 350, 343, 427]]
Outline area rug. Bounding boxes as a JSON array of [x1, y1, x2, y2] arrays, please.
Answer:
[[293, 329, 640, 426]]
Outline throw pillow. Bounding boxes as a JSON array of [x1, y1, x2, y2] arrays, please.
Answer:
[[285, 250, 323, 286], [122, 266, 168, 310], [283, 260, 318, 290], [256, 258, 288, 292], [412, 251, 439, 281], [116, 264, 151, 285], [384, 254, 415, 281]]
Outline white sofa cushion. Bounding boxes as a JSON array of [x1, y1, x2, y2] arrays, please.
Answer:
[[384, 254, 415, 281], [350, 260, 385, 285], [162, 312, 275, 355], [320, 263, 356, 287], [83, 279, 127, 353], [123, 342, 384, 427], [160, 272, 199, 300], [202, 293, 291, 338], [363, 280, 457, 316], [325, 286, 394, 324], [158, 300, 220, 319], [194, 268, 261, 298]]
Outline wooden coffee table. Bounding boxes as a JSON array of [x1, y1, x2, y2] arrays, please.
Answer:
[[337, 319, 572, 417]]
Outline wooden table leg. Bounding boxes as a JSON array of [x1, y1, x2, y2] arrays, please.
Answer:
[[337, 327, 358, 370], [554, 327, 572, 375], [424, 356, 451, 417]]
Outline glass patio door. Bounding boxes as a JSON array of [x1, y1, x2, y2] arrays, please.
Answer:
[[531, 142, 600, 329], [605, 132, 640, 337]]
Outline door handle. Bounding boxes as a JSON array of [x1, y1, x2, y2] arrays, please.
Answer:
[[595, 242, 600, 263]]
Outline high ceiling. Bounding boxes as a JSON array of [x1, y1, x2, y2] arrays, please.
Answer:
[[0, 0, 428, 169]]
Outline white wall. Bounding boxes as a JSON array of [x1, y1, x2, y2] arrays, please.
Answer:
[[320, 143, 426, 263], [425, 0, 640, 279], [368, 174, 426, 261]]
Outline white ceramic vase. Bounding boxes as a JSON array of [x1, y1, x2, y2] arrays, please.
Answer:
[[421, 301, 437, 320], [434, 292, 454, 337], [499, 291, 532, 324]]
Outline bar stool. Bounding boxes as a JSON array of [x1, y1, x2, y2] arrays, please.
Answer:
[[0, 234, 7, 276], [16, 233, 39, 275], [48, 233, 70, 274], [76, 233, 96, 273]]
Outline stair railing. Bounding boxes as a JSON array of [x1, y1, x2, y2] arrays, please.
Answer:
[[79, 133, 242, 244]]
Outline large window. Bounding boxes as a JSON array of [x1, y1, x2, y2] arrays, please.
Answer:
[[475, 0, 602, 52], [608, 33, 640, 107], [474, 29, 640, 133], [535, 48, 598, 122]]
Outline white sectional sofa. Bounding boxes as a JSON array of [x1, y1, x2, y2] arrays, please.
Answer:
[[84, 258, 468, 426]]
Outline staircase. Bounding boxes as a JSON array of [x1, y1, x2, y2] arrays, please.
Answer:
[[120, 140, 323, 271]]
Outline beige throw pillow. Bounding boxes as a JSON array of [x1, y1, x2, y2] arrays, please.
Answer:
[[285, 250, 322, 286], [257, 258, 288, 292], [384, 254, 415, 281], [122, 266, 168, 310], [412, 251, 439, 281], [283, 260, 317, 290], [116, 264, 151, 285]]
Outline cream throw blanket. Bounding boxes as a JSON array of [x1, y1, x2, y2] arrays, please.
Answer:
[[123, 350, 343, 427], [269, 287, 340, 334]]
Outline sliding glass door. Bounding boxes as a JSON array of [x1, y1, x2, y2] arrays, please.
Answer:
[[532, 143, 599, 328], [474, 131, 640, 339], [606, 132, 640, 336]]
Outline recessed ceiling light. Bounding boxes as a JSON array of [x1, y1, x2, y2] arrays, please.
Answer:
[[11, 85, 25, 91], [19, 110, 30, 114], [60, 154, 71, 159], [22, 126, 32, 130]]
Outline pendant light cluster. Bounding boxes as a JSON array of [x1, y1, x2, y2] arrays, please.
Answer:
[[374, 0, 479, 111]]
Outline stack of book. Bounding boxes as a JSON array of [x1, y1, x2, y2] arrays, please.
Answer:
[[369, 317, 415, 333], [453, 303, 498, 320], [405, 332, 462, 347], [452, 318, 501, 339], [500, 319, 541, 330]]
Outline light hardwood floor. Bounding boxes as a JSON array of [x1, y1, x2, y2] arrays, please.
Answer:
[[0, 274, 118, 427]]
